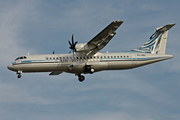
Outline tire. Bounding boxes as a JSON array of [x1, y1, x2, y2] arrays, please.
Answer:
[[78, 75, 85, 82], [17, 74, 21, 78]]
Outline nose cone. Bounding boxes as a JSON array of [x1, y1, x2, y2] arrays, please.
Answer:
[[7, 64, 14, 71]]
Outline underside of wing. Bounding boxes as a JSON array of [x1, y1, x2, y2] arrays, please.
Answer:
[[86, 20, 123, 56], [74, 20, 123, 56]]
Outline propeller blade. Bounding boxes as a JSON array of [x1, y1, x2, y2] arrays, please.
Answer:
[[68, 40, 72, 46], [72, 34, 74, 44], [68, 34, 78, 54], [74, 41, 78, 45]]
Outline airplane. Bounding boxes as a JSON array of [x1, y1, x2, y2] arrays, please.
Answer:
[[7, 20, 175, 82]]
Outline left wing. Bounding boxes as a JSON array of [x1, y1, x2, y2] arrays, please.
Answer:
[[85, 20, 123, 56], [49, 71, 63, 75]]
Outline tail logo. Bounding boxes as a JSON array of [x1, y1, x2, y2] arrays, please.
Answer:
[[132, 23, 175, 54]]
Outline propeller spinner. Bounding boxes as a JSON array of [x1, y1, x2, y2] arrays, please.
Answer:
[[68, 34, 78, 53]]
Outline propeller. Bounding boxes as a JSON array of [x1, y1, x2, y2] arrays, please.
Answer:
[[68, 34, 78, 54]]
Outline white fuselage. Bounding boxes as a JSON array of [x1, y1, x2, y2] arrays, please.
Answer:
[[7, 52, 173, 75]]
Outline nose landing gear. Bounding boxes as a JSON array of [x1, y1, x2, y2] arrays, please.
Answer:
[[17, 74, 21, 78], [17, 71, 22, 78]]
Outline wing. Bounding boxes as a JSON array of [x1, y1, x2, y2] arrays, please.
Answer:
[[85, 20, 123, 56], [49, 71, 63, 75]]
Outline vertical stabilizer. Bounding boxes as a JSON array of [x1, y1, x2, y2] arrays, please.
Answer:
[[132, 23, 175, 54]]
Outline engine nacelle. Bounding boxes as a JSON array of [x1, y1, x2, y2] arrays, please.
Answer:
[[75, 43, 94, 52]]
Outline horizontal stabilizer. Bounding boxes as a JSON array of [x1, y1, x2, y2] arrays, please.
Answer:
[[157, 23, 176, 32], [49, 71, 63, 75]]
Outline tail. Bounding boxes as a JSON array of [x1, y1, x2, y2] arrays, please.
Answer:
[[132, 23, 175, 54]]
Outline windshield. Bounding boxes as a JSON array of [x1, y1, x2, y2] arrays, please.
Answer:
[[15, 57, 20, 61], [14, 56, 27, 61]]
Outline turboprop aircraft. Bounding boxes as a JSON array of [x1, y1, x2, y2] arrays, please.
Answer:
[[7, 20, 175, 82]]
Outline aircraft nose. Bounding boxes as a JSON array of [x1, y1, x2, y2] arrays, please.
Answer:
[[7, 64, 14, 71]]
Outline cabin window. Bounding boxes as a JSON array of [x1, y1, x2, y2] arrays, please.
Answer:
[[97, 56, 99, 58], [70, 57, 72, 59], [107, 56, 109, 58], [94, 56, 96, 59], [127, 56, 129, 58], [20, 57, 23, 59], [60, 57, 62, 59], [117, 56, 119, 58], [80, 57, 82, 59], [46, 58, 48, 60], [114, 56, 116, 58], [53, 57, 55, 60], [73, 57, 75, 59], [83, 57, 86, 59], [87, 57, 89, 59], [56, 57, 59, 60], [124, 56, 126, 58], [101, 56, 103, 58], [90, 57, 92, 59], [50, 58, 52, 60], [24, 56, 27, 59], [76, 57, 79, 59], [111, 56, 113, 58], [63, 57, 65, 59], [66, 57, 68, 59], [104, 56, 106, 58]]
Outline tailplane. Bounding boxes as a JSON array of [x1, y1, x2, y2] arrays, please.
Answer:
[[132, 23, 175, 54]]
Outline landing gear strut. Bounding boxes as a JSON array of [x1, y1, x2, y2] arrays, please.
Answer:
[[77, 74, 85, 82], [17, 71, 22, 78]]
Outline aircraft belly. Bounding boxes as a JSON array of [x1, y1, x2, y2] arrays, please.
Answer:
[[91, 62, 108, 71], [106, 61, 133, 70], [65, 62, 108, 74], [135, 55, 173, 68], [65, 62, 85, 74]]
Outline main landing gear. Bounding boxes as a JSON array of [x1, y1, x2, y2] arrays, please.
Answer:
[[76, 65, 95, 82], [77, 74, 85, 82], [84, 65, 94, 74]]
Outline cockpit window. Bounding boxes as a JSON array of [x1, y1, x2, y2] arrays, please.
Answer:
[[15, 56, 27, 61], [15, 57, 20, 61]]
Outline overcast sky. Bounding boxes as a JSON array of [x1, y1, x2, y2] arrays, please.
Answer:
[[1, 0, 180, 120]]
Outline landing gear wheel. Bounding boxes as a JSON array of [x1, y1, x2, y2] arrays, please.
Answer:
[[78, 75, 85, 82], [17, 74, 21, 78]]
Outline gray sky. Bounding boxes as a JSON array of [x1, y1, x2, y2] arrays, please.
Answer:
[[1, 0, 180, 120]]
